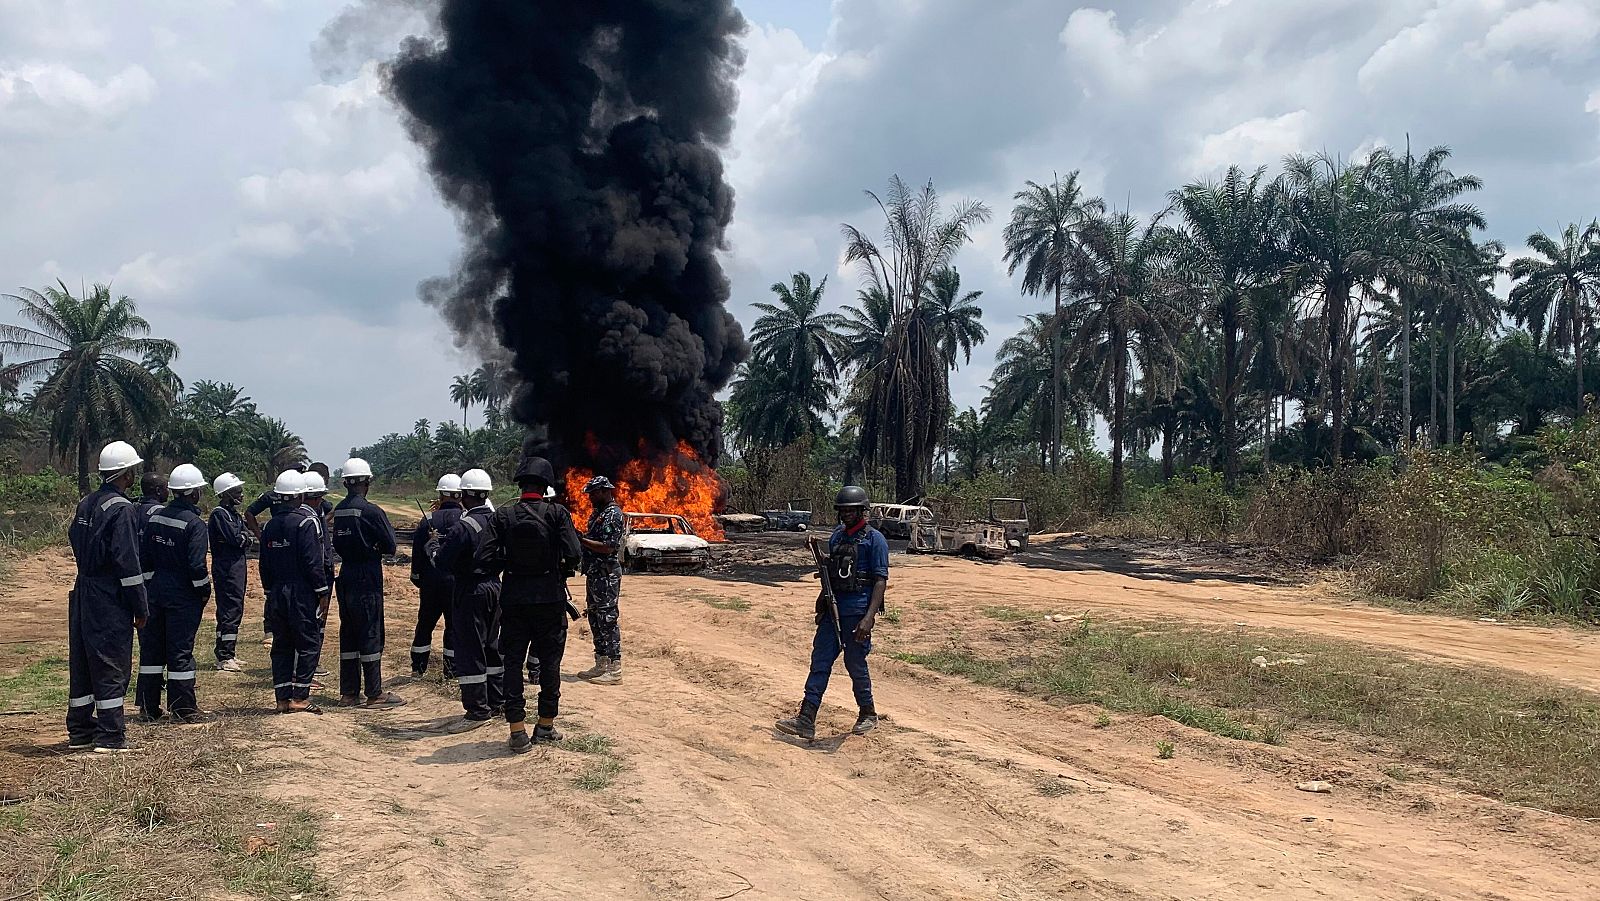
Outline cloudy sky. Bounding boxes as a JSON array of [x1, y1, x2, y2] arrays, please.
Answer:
[[3, 0, 1597, 464]]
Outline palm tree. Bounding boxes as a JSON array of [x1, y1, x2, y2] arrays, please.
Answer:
[[841, 176, 991, 501], [1438, 240, 1505, 442], [1002, 171, 1104, 472], [747, 272, 845, 444], [1, 282, 177, 491], [987, 314, 1066, 467], [1064, 210, 1180, 509], [1279, 153, 1382, 463], [475, 360, 515, 416], [190, 380, 256, 421], [449, 372, 485, 429], [726, 358, 832, 450], [920, 267, 988, 368], [1509, 220, 1600, 408], [251, 416, 307, 475], [836, 286, 894, 375], [141, 343, 185, 398], [1368, 141, 1485, 449], [1171, 165, 1281, 487]]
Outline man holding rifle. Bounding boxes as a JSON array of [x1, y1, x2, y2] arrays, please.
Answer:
[[776, 485, 888, 741]]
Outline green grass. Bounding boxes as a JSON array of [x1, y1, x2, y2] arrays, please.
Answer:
[[1156, 741, 1176, 759], [980, 605, 1031, 622], [895, 617, 1600, 817], [881, 608, 902, 625], [0, 652, 69, 710], [686, 590, 750, 612], [218, 810, 327, 899], [559, 733, 616, 755], [573, 757, 624, 792]]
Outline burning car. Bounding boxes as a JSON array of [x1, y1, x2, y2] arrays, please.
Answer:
[[622, 512, 712, 572]]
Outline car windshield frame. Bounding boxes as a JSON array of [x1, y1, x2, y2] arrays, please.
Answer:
[[626, 513, 695, 536]]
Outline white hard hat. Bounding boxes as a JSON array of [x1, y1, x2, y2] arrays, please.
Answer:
[[213, 472, 245, 495], [97, 440, 143, 472], [168, 463, 206, 491], [273, 470, 307, 496], [302, 471, 328, 495], [342, 457, 373, 479], [437, 473, 462, 493], [460, 468, 493, 492], [544, 485, 556, 498]]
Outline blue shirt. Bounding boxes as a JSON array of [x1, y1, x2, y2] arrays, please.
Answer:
[[828, 524, 890, 617]]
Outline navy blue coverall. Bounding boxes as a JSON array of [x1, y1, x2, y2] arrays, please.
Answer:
[[299, 501, 333, 679], [66, 482, 149, 749], [208, 498, 250, 663], [136, 498, 212, 717], [409, 502, 462, 675], [437, 504, 503, 719], [260, 504, 328, 703], [331, 495, 396, 699]]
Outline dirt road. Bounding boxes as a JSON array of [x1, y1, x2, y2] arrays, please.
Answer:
[[5, 540, 1598, 899]]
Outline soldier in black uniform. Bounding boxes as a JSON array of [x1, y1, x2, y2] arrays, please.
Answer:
[[494, 456, 581, 754], [331, 457, 402, 708], [437, 468, 504, 722], [409, 474, 463, 677], [208, 473, 250, 672], [136, 464, 214, 724], [66, 441, 149, 752], [259, 471, 329, 714]]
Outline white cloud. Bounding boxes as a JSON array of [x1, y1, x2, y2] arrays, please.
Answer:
[[288, 60, 387, 148], [1194, 110, 1312, 173], [233, 222, 305, 259], [0, 63, 156, 131], [238, 152, 420, 245], [111, 251, 197, 300], [1481, 0, 1600, 61]]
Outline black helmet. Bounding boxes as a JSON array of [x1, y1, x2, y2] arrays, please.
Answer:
[[834, 485, 869, 509], [514, 455, 556, 487]]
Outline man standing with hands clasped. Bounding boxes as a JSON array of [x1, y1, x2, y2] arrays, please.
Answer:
[[776, 485, 887, 742]]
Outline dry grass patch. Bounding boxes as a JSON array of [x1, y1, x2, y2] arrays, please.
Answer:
[[895, 617, 1600, 817]]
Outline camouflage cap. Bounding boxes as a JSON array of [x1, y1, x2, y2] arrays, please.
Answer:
[[583, 475, 616, 493]]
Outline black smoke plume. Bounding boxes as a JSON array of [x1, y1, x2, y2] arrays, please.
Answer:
[[386, 1, 749, 476]]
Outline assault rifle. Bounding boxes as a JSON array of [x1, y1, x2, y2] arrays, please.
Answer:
[[806, 535, 845, 647]]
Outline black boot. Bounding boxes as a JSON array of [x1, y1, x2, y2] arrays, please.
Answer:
[[852, 706, 878, 736], [532, 722, 563, 744], [775, 701, 818, 741]]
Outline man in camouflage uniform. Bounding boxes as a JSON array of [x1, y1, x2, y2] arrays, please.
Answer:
[[575, 476, 625, 685]]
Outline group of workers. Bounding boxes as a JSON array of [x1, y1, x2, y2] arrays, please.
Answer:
[[65, 437, 887, 755], [63, 440, 634, 754]]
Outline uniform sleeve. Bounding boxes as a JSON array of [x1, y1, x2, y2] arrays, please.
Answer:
[[870, 531, 890, 580], [109, 507, 149, 619], [246, 491, 273, 517], [367, 505, 397, 555], [436, 520, 468, 577], [212, 508, 249, 552], [298, 516, 328, 593], [186, 519, 212, 596], [410, 515, 431, 578], [556, 507, 582, 570]]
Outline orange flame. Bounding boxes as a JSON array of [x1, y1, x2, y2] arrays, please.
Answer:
[[565, 439, 726, 541]]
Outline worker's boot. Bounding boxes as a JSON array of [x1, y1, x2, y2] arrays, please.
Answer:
[[507, 725, 532, 755], [852, 705, 878, 736], [590, 658, 622, 685], [575, 654, 608, 680], [532, 720, 563, 744], [775, 701, 818, 742]]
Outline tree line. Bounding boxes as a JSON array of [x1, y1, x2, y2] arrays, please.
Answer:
[[1, 282, 311, 492], [727, 146, 1600, 509]]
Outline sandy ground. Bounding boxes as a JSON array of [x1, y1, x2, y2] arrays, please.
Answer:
[[3, 535, 1599, 899]]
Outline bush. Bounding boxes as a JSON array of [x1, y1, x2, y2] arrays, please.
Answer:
[[0, 465, 77, 508]]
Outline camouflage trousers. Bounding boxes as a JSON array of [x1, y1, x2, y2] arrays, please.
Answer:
[[585, 567, 622, 660]]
